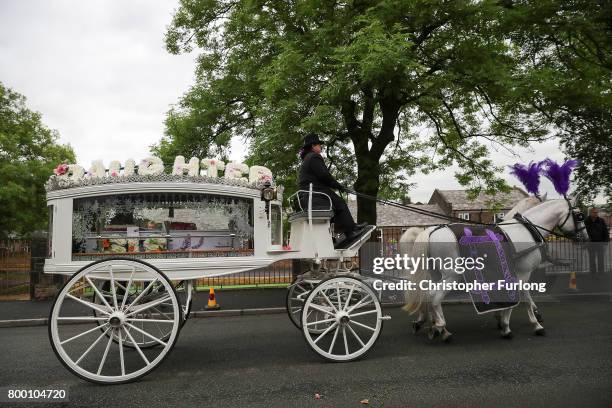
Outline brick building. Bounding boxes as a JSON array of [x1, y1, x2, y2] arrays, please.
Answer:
[[428, 187, 529, 223], [347, 201, 449, 244], [347, 186, 530, 240]]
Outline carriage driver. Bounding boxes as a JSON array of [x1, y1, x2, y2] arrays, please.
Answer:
[[298, 133, 368, 245]]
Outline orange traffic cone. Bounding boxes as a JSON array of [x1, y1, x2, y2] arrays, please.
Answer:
[[206, 287, 220, 310], [568, 272, 577, 291]]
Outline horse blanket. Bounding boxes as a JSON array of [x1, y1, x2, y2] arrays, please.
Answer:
[[448, 224, 521, 314]]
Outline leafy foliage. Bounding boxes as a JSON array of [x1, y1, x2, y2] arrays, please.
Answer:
[[0, 82, 75, 238], [159, 0, 610, 222], [503, 0, 612, 204]]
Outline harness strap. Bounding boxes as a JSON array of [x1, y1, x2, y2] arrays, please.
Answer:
[[514, 213, 546, 243], [512, 213, 548, 260], [512, 213, 573, 265]]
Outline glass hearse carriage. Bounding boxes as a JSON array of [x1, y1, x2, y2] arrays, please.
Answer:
[[45, 156, 383, 384]]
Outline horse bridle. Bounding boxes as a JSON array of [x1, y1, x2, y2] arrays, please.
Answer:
[[557, 197, 587, 239], [523, 197, 586, 241]]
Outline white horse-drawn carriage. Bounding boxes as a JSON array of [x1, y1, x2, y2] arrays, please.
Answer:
[[44, 157, 382, 384]]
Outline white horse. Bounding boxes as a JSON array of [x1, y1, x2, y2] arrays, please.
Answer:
[[400, 194, 546, 331], [399, 194, 546, 247], [403, 196, 588, 342]]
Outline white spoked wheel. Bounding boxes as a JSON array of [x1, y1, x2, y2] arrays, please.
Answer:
[[288, 278, 347, 334], [286, 279, 317, 330], [49, 258, 182, 384], [92, 280, 189, 349], [302, 276, 383, 362]]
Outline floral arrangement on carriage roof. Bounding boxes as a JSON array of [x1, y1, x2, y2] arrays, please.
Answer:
[[47, 155, 276, 192]]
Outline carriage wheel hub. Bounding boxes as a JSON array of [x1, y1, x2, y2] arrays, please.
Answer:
[[108, 312, 126, 328], [336, 311, 350, 325]]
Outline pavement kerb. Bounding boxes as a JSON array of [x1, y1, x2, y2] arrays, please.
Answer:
[[0, 318, 49, 328], [1, 292, 610, 329]]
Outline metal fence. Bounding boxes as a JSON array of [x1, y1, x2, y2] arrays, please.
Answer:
[[0, 237, 297, 300], [1, 230, 610, 300], [196, 260, 294, 288], [360, 226, 612, 304], [0, 240, 32, 300]]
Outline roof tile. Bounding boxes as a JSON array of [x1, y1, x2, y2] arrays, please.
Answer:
[[432, 187, 528, 211], [347, 201, 449, 227]]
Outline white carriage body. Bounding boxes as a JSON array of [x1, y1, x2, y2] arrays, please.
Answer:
[[45, 179, 366, 280], [45, 161, 384, 384]]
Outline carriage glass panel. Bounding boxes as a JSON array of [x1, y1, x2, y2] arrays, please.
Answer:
[[270, 204, 282, 246], [71, 193, 254, 261]]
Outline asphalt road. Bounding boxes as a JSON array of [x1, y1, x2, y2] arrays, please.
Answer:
[[1, 301, 611, 408]]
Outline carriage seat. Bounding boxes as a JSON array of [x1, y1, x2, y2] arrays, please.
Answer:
[[288, 189, 333, 222], [288, 210, 334, 222]]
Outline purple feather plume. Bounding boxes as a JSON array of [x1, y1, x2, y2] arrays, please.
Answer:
[[509, 161, 543, 196], [541, 159, 580, 196]]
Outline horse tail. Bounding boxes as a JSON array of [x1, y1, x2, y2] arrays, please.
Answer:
[[403, 227, 434, 314], [398, 227, 424, 256]]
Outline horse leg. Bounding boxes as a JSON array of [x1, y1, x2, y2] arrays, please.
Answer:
[[499, 308, 514, 339], [523, 289, 543, 324], [428, 290, 453, 343], [494, 311, 502, 330], [412, 305, 428, 334], [526, 299, 545, 336]]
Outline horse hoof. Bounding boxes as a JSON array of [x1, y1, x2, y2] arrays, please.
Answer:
[[534, 328, 546, 336], [442, 333, 453, 343], [534, 310, 544, 324], [501, 331, 514, 339], [494, 314, 502, 330], [428, 328, 440, 341], [412, 321, 422, 334]]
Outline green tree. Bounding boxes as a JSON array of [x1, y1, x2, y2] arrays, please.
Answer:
[[0, 82, 75, 238], [503, 0, 612, 204], [159, 0, 608, 223]]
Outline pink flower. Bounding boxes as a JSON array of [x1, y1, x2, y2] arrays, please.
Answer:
[[110, 170, 118, 177], [260, 174, 272, 182], [53, 163, 69, 176], [210, 159, 216, 165], [282, 245, 292, 250]]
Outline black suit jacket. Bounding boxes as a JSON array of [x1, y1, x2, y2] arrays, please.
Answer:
[[585, 216, 609, 242], [298, 152, 344, 193], [298, 152, 345, 210]]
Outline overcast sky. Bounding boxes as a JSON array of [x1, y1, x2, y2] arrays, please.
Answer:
[[1, 0, 585, 203]]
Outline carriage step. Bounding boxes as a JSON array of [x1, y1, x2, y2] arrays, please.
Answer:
[[334, 225, 376, 250], [380, 315, 391, 321]]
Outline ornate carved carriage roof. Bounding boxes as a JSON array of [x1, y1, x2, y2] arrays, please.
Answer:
[[45, 173, 265, 193]]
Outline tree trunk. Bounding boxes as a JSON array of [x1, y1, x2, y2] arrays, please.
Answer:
[[354, 152, 381, 225], [342, 93, 400, 226]]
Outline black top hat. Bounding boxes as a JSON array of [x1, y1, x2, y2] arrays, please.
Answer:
[[302, 133, 325, 148]]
